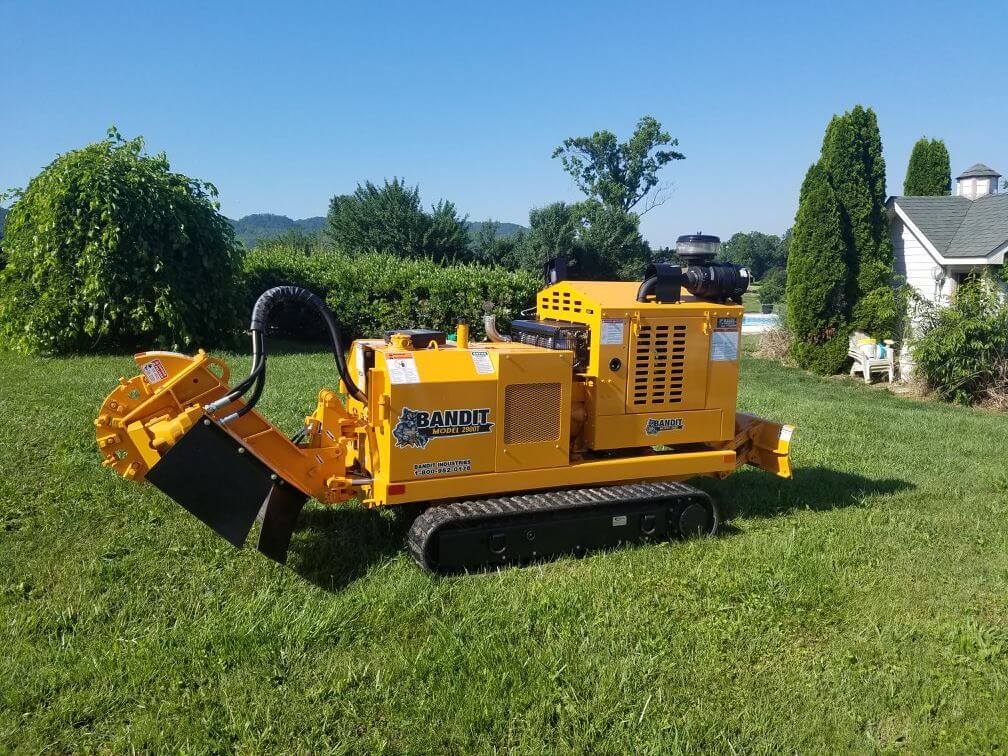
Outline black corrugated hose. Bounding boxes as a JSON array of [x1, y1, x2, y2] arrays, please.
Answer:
[[214, 286, 365, 423]]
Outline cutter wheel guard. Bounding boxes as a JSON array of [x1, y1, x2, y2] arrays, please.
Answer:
[[97, 248, 795, 575]]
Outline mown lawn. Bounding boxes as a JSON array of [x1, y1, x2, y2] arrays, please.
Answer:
[[2, 343, 1007, 752]]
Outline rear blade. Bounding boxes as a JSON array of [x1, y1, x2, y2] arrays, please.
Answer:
[[146, 419, 278, 548], [255, 483, 307, 564], [733, 412, 794, 479]]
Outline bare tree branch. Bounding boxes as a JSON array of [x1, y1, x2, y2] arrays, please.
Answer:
[[637, 182, 674, 216]]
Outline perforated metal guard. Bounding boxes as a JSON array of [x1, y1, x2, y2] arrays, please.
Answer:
[[504, 382, 561, 444], [631, 322, 687, 410], [538, 289, 586, 316]]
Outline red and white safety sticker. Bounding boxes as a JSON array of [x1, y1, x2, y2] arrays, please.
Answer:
[[141, 358, 168, 384]]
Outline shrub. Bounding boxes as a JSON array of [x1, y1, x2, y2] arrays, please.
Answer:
[[0, 130, 242, 354], [911, 276, 1008, 405], [758, 268, 786, 305], [243, 245, 541, 340], [785, 162, 851, 374]]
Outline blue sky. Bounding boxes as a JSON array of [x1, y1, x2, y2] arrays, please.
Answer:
[[2, 1, 1005, 247]]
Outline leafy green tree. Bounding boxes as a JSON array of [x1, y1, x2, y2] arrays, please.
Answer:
[[425, 200, 470, 261], [519, 202, 580, 271], [0, 129, 241, 354], [326, 179, 469, 262], [903, 138, 951, 196], [820, 105, 897, 338], [718, 231, 785, 279], [552, 115, 684, 213], [572, 200, 650, 280], [469, 219, 526, 266], [758, 268, 786, 305], [513, 201, 651, 280], [786, 163, 851, 373]]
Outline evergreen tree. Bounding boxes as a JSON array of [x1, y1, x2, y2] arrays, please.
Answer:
[[819, 106, 898, 339], [903, 137, 951, 196], [786, 163, 851, 373]]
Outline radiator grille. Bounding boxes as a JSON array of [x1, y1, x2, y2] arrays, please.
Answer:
[[631, 323, 687, 409], [504, 382, 561, 444]]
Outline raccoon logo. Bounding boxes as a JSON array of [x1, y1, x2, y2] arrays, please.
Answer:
[[393, 408, 430, 449], [645, 417, 684, 435]]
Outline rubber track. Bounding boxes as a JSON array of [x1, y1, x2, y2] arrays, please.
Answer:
[[407, 481, 705, 574]]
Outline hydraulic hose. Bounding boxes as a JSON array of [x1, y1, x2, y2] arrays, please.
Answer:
[[215, 285, 365, 424], [204, 331, 265, 414]]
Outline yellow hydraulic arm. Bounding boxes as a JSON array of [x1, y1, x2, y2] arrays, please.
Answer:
[[95, 350, 362, 560]]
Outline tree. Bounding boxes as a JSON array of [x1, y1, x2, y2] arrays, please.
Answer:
[[786, 163, 851, 374], [326, 178, 469, 262], [718, 231, 785, 279], [520, 202, 580, 270], [425, 200, 470, 261], [903, 138, 951, 196], [552, 115, 684, 214], [819, 105, 898, 338], [510, 201, 650, 280], [469, 219, 527, 267], [0, 129, 242, 354], [758, 268, 786, 305], [573, 200, 651, 280]]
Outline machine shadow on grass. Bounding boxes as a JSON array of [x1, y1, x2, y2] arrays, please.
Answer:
[[286, 503, 418, 591], [285, 468, 913, 588], [694, 466, 914, 521]]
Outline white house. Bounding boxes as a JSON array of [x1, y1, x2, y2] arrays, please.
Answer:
[[888, 163, 1008, 305]]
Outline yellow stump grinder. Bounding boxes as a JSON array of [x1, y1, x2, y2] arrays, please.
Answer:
[[96, 235, 793, 573]]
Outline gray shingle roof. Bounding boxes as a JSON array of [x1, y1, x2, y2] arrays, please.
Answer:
[[956, 163, 1001, 179], [947, 192, 1008, 257], [894, 192, 1008, 258]]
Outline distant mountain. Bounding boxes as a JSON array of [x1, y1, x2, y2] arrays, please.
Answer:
[[229, 213, 326, 247], [230, 213, 525, 248], [467, 220, 526, 238]]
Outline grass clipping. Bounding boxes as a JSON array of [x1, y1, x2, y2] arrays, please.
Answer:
[[754, 325, 794, 365]]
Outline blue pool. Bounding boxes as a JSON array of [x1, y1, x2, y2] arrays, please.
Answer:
[[741, 313, 781, 332]]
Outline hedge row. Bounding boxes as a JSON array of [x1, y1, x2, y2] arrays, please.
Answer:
[[242, 246, 541, 341]]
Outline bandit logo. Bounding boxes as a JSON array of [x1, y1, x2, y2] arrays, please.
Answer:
[[645, 417, 684, 435], [393, 407, 494, 449]]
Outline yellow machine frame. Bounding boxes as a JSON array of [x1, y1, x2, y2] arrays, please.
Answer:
[[97, 281, 792, 518]]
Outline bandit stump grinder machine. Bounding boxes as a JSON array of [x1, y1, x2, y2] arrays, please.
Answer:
[[95, 235, 794, 574]]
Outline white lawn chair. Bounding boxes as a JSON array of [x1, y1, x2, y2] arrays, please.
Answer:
[[849, 331, 895, 384]]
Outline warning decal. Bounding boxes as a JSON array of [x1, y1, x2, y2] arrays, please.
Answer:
[[141, 358, 168, 384], [470, 350, 495, 374], [601, 319, 625, 345], [386, 353, 421, 384], [711, 331, 739, 362]]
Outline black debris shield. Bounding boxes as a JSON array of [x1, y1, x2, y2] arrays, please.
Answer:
[[145, 419, 307, 563]]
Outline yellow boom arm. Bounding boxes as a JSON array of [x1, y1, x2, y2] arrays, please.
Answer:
[[95, 350, 363, 560]]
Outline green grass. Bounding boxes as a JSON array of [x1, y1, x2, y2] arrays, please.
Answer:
[[2, 344, 1007, 752], [742, 286, 761, 312]]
